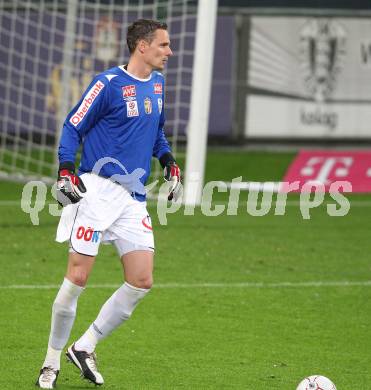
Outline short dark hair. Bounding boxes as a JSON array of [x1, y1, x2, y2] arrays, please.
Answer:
[[127, 19, 168, 54]]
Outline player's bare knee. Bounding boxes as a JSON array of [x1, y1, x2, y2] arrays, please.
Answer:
[[66, 271, 89, 287], [132, 279, 152, 290], [130, 275, 153, 290], [140, 278, 153, 290]]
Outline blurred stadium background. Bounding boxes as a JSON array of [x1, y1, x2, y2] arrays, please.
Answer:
[[1, 1, 371, 389]]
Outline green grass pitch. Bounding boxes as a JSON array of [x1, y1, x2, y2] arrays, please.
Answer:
[[0, 151, 370, 389]]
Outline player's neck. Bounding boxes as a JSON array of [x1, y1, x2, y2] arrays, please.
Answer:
[[126, 58, 152, 80]]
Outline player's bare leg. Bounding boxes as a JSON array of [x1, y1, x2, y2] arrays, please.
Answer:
[[70, 249, 153, 385], [66, 251, 96, 287], [37, 252, 95, 389], [121, 250, 154, 289]]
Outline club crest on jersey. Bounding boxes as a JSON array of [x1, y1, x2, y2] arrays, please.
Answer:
[[154, 83, 162, 94], [157, 98, 163, 114], [126, 100, 139, 117], [122, 85, 136, 99], [144, 97, 152, 114]]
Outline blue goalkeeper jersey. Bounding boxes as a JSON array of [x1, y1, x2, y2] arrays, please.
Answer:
[[58, 65, 172, 201]]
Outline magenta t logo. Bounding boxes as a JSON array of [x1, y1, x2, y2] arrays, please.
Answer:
[[283, 151, 371, 193], [300, 156, 353, 185]]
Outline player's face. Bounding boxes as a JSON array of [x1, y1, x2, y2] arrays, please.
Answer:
[[143, 29, 173, 70]]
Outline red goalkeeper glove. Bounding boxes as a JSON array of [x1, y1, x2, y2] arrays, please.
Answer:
[[56, 162, 86, 206], [164, 161, 182, 201]]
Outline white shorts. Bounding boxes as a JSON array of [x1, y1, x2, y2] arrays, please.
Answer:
[[56, 173, 154, 256]]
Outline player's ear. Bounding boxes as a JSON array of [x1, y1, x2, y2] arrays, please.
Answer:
[[137, 39, 148, 54]]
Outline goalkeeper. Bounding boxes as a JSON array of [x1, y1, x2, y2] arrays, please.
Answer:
[[36, 19, 181, 389]]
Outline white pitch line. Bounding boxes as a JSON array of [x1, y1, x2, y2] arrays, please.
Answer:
[[1, 281, 371, 290], [2, 200, 371, 207]]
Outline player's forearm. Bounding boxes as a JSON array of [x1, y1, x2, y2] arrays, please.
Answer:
[[153, 127, 172, 161], [58, 124, 81, 165]]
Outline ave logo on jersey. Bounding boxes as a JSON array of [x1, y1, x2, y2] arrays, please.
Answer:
[[157, 98, 163, 114], [122, 85, 136, 99], [69, 80, 105, 127], [154, 83, 162, 94], [126, 100, 139, 117], [144, 97, 152, 114]]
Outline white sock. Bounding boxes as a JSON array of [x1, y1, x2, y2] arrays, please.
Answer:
[[42, 278, 84, 369], [75, 282, 149, 353], [42, 346, 61, 371]]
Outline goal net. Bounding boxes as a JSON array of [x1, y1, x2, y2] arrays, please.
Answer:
[[0, 0, 198, 184]]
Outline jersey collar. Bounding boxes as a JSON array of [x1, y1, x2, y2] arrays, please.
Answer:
[[119, 65, 152, 82]]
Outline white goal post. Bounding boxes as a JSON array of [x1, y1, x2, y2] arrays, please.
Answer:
[[0, 0, 217, 196], [183, 0, 218, 206]]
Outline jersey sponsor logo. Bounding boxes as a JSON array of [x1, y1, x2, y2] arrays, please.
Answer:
[[142, 215, 153, 231], [69, 81, 105, 127], [157, 98, 163, 114], [144, 97, 152, 114], [154, 83, 162, 94], [122, 85, 136, 98], [126, 100, 139, 117], [76, 226, 101, 243]]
